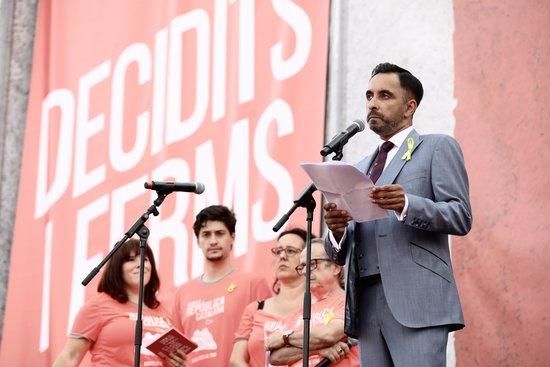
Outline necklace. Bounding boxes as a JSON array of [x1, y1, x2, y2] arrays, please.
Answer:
[[200, 267, 235, 284]]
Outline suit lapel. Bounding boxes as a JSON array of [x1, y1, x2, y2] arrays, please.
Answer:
[[356, 146, 379, 174], [377, 129, 423, 185]]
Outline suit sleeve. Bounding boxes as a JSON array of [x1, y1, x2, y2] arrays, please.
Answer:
[[324, 222, 354, 265], [404, 136, 473, 235]]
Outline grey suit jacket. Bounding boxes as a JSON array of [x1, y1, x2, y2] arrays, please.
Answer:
[[325, 129, 472, 337]]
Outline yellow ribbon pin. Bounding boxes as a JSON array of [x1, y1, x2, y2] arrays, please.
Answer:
[[401, 137, 414, 161], [227, 283, 237, 293], [324, 310, 335, 325]]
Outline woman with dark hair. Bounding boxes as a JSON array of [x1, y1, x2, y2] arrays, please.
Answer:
[[230, 228, 313, 367], [53, 238, 185, 367]]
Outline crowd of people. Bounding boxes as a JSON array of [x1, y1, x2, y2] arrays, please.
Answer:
[[54, 205, 357, 367], [52, 62, 471, 366]]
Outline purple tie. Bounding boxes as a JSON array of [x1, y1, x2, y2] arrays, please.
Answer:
[[368, 141, 394, 183]]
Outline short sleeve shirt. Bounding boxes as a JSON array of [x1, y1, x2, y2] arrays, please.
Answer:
[[287, 292, 360, 367], [71, 292, 172, 366], [171, 269, 271, 367], [234, 300, 289, 367]]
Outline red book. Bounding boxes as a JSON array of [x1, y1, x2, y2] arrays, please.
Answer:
[[146, 328, 198, 359]]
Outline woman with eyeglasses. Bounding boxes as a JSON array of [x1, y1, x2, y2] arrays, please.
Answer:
[[266, 239, 359, 366], [230, 228, 312, 367]]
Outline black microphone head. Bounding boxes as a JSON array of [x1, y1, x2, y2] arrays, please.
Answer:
[[195, 182, 206, 194], [353, 119, 366, 131]]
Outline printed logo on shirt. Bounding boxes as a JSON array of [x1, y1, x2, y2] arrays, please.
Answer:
[[186, 296, 225, 320], [127, 313, 171, 328], [264, 320, 285, 334], [293, 307, 336, 328], [191, 328, 217, 351]]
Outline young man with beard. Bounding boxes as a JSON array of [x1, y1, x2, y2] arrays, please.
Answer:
[[171, 205, 272, 366]]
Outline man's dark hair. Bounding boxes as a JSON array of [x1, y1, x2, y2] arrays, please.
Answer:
[[371, 62, 424, 106], [193, 205, 237, 237], [98, 238, 161, 308]]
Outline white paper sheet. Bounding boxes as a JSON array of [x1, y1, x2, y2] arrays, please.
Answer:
[[301, 161, 388, 222]]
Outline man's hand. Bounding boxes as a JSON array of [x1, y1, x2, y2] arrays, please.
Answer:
[[323, 203, 353, 242], [370, 184, 406, 213]]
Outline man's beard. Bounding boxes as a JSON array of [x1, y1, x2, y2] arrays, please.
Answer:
[[206, 253, 224, 261], [368, 115, 400, 136]]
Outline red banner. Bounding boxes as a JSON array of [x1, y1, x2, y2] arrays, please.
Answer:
[[0, 1, 329, 365]]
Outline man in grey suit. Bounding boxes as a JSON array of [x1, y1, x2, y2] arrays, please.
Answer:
[[324, 62, 472, 366]]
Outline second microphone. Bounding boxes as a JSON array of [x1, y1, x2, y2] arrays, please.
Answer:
[[144, 181, 206, 194]]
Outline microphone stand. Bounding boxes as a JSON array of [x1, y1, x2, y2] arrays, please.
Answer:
[[272, 146, 343, 367], [82, 190, 170, 367]]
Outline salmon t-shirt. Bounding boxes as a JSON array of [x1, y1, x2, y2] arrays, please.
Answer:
[[171, 269, 271, 367], [286, 292, 360, 367], [70, 292, 172, 367], [234, 300, 289, 367]]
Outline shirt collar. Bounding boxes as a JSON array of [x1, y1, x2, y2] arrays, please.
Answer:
[[378, 126, 414, 150]]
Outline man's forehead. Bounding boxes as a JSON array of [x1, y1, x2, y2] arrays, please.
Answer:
[[368, 72, 401, 91], [200, 220, 228, 231]]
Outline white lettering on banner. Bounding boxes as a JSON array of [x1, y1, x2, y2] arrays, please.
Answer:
[[212, 0, 228, 121], [151, 28, 168, 155], [108, 175, 149, 248], [67, 195, 109, 334], [212, 0, 256, 119], [270, 0, 312, 80], [186, 296, 225, 321], [165, 9, 210, 145], [33, 3, 317, 347], [223, 120, 250, 257], [73, 61, 110, 198], [35, 89, 75, 218], [252, 99, 294, 241], [35, 2, 313, 215], [148, 159, 192, 286], [39, 221, 53, 352], [192, 141, 218, 278], [238, 0, 255, 104], [194, 140, 220, 209], [110, 43, 152, 172]]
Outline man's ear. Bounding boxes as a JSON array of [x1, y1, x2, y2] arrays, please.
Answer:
[[404, 98, 417, 118]]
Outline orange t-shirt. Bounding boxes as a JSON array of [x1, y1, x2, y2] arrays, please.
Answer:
[[234, 300, 289, 367], [70, 292, 172, 367], [286, 292, 360, 367], [171, 269, 271, 367]]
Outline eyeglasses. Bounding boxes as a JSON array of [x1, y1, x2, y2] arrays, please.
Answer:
[[295, 259, 332, 275], [270, 246, 302, 257]]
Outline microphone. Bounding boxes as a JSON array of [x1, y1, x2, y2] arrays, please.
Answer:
[[144, 181, 206, 194], [313, 339, 358, 367], [320, 119, 365, 157]]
